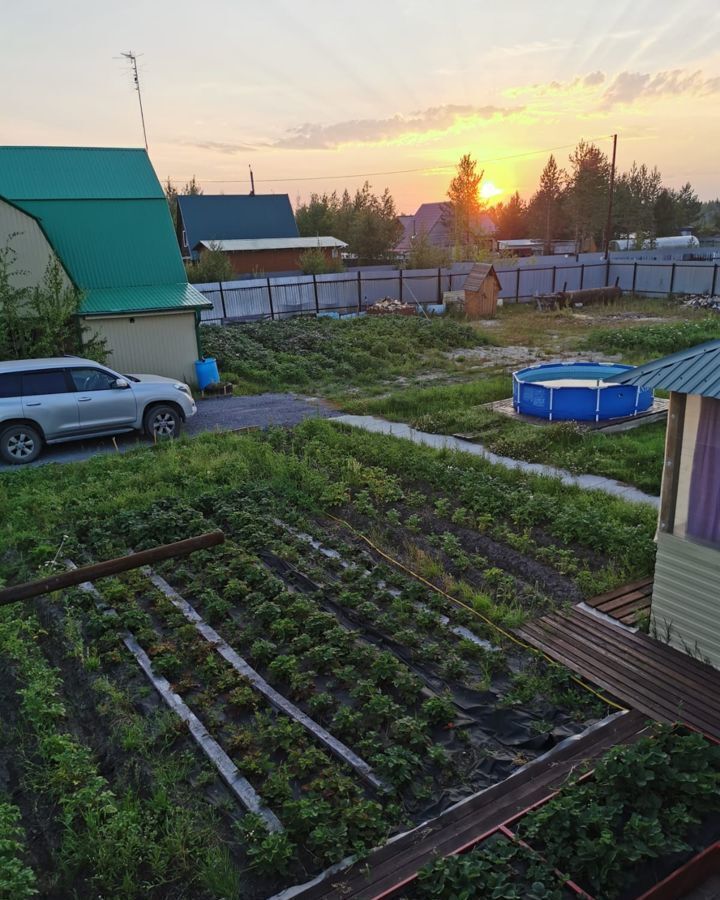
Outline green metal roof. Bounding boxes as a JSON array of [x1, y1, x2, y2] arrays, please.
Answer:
[[0, 146, 200, 315], [612, 340, 720, 399], [80, 283, 212, 316], [15, 198, 185, 288], [0, 147, 164, 200]]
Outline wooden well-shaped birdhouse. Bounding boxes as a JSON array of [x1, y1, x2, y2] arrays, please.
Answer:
[[463, 263, 502, 318]]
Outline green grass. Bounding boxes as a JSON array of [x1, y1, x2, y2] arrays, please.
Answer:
[[342, 380, 665, 495], [343, 377, 512, 419], [583, 317, 720, 362], [200, 316, 494, 395]]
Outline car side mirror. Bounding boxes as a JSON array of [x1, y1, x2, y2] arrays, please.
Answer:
[[114, 378, 130, 389]]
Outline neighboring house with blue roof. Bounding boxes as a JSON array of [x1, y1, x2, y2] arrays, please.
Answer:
[[614, 340, 720, 668], [0, 146, 211, 383], [177, 193, 299, 261]]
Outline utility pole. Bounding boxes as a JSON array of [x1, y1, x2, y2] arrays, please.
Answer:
[[249, 165, 255, 195], [118, 50, 148, 150], [603, 133, 617, 259]]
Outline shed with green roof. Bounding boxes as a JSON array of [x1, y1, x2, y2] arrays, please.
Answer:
[[0, 146, 211, 383]]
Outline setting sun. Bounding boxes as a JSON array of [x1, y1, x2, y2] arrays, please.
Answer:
[[480, 180, 504, 201]]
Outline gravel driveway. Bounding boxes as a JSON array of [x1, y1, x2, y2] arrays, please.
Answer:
[[0, 393, 339, 471]]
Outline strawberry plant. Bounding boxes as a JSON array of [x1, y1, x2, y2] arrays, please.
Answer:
[[415, 836, 568, 899], [519, 726, 720, 899]]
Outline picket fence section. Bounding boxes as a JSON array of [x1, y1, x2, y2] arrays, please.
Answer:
[[196, 259, 720, 323]]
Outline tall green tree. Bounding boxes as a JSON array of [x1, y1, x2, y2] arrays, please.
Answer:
[[295, 182, 402, 261], [295, 192, 340, 237], [492, 191, 529, 240], [653, 184, 703, 237], [614, 162, 662, 246], [565, 141, 611, 252], [698, 199, 720, 236], [653, 189, 677, 237], [527, 154, 568, 253], [674, 183, 703, 231], [445, 154, 485, 249]]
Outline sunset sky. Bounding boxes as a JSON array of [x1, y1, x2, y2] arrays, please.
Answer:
[[3, 0, 719, 213]]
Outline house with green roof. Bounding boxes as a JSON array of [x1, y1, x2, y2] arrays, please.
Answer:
[[0, 146, 211, 383]]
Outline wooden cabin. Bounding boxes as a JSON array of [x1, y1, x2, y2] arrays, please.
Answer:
[[463, 263, 502, 318], [614, 341, 720, 667]]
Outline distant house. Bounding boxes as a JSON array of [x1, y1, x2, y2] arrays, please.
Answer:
[[194, 236, 348, 277], [178, 193, 346, 275], [395, 202, 496, 255], [176, 194, 299, 261], [0, 146, 211, 384], [614, 341, 720, 668]]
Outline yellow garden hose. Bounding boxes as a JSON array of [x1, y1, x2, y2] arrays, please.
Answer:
[[326, 513, 627, 713]]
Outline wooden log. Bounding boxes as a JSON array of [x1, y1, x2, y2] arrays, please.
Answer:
[[0, 531, 225, 606], [557, 285, 622, 307]]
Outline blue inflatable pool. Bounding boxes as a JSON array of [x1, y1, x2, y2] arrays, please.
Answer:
[[513, 361, 653, 422]]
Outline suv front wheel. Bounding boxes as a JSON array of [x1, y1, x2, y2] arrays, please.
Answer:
[[144, 405, 182, 441], [0, 423, 43, 465]]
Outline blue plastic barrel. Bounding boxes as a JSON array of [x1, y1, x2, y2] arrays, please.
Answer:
[[194, 357, 220, 389]]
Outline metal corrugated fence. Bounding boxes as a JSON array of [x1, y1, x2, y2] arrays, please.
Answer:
[[197, 259, 720, 323]]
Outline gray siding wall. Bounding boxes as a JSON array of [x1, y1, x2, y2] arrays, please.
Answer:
[[652, 532, 720, 668]]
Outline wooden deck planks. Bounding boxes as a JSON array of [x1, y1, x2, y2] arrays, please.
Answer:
[[518, 608, 720, 741], [585, 578, 653, 625]]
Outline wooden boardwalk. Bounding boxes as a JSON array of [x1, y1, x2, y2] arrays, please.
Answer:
[[292, 711, 648, 900], [518, 606, 720, 742], [584, 577, 653, 626]]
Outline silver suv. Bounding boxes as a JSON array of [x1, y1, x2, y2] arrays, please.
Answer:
[[0, 357, 197, 464]]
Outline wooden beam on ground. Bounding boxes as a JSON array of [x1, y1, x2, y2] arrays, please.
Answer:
[[0, 531, 225, 607]]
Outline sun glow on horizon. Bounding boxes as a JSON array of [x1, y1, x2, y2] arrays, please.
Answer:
[[480, 180, 504, 201]]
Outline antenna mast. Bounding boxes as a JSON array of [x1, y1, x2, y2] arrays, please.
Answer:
[[119, 50, 148, 150]]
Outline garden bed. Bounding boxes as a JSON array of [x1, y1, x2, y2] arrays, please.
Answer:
[[396, 726, 720, 900], [0, 421, 660, 896]]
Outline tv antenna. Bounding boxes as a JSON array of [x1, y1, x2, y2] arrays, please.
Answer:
[[117, 50, 148, 150]]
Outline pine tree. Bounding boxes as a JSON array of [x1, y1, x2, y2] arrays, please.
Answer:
[[492, 192, 528, 240], [565, 141, 610, 252], [445, 154, 485, 250], [527, 155, 566, 254]]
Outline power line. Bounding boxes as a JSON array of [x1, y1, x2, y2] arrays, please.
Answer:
[[167, 134, 615, 184]]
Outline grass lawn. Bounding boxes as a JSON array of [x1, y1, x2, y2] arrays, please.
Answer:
[[199, 303, 718, 494], [198, 296, 716, 495], [484, 296, 720, 359], [200, 315, 495, 397], [343, 379, 667, 495]]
